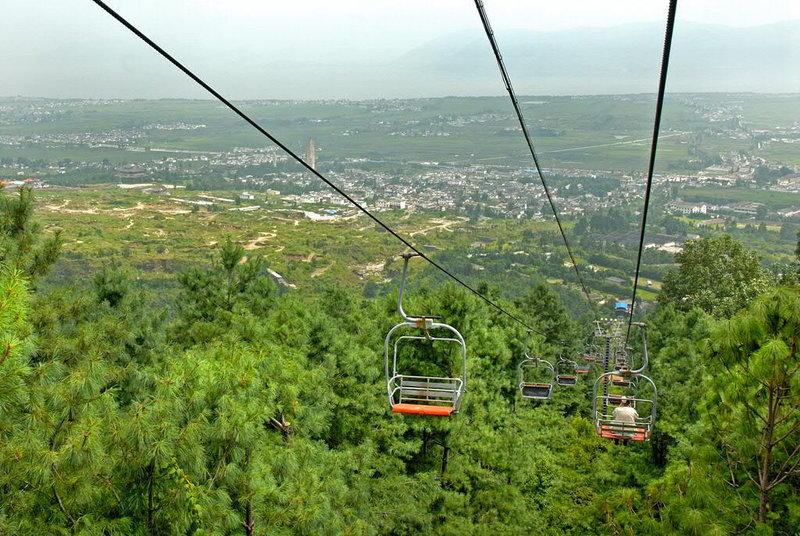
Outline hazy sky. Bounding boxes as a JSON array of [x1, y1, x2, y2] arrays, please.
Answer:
[[3, 0, 799, 98]]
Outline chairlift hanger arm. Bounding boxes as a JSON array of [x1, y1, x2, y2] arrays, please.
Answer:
[[631, 323, 649, 375], [396, 255, 442, 322], [524, 329, 532, 360]]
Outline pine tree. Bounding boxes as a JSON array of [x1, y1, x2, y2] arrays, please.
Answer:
[[703, 286, 800, 529], [0, 187, 61, 280], [0, 265, 34, 418], [2, 289, 123, 533], [0, 266, 36, 527], [173, 238, 276, 346]]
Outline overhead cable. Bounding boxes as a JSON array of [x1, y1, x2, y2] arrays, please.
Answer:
[[626, 0, 678, 345], [473, 0, 595, 310], [91, 0, 551, 336]]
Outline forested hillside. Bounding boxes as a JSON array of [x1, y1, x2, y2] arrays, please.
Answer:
[[0, 187, 798, 535]]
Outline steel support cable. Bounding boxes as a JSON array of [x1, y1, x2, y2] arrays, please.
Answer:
[[91, 0, 551, 335], [473, 0, 595, 311], [625, 0, 678, 346]]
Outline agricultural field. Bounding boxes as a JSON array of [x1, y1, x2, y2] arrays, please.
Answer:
[[4, 93, 797, 173], [681, 186, 800, 209]]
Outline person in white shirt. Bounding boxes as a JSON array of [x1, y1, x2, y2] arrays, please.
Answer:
[[612, 397, 639, 424], [611, 397, 639, 445]]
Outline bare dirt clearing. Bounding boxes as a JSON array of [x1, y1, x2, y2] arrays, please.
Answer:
[[243, 232, 277, 251], [311, 263, 334, 278], [408, 218, 465, 237]]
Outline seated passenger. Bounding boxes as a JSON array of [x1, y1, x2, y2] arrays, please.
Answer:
[[611, 397, 639, 445], [612, 396, 639, 424]]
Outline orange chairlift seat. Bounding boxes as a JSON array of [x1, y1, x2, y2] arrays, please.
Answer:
[[385, 254, 466, 417], [392, 401, 456, 417]]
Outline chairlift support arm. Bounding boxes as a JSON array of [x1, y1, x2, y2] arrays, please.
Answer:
[[397, 254, 442, 324], [630, 323, 649, 375]]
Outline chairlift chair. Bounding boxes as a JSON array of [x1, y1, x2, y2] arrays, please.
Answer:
[[611, 372, 633, 388], [603, 375, 639, 404], [592, 323, 656, 442], [582, 346, 600, 363], [593, 372, 656, 442], [385, 254, 466, 417], [517, 330, 555, 400], [519, 358, 556, 400], [584, 353, 599, 363], [556, 357, 579, 386]]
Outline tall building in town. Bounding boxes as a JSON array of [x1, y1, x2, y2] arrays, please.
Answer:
[[305, 138, 316, 170]]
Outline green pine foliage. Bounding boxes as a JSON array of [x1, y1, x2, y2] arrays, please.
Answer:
[[702, 286, 800, 530], [0, 265, 34, 419], [0, 187, 62, 281], [1, 188, 797, 534]]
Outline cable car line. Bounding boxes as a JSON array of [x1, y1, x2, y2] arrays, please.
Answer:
[[90, 0, 541, 334], [625, 0, 678, 346], [473, 0, 595, 311]]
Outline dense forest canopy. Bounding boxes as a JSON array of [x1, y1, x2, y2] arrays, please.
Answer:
[[0, 187, 798, 535]]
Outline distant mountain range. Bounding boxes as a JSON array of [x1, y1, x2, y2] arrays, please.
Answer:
[[379, 20, 800, 96], [6, 21, 799, 99]]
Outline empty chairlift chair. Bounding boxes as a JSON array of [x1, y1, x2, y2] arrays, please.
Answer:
[[575, 356, 590, 375], [517, 330, 555, 400], [385, 254, 466, 417], [613, 346, 645, 387], [611, 370, 633, 388], [602, 375, 639, 406], [556, 357, 579, 386], [613, 349, 630, 373], [583, 344, 601, 364]]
